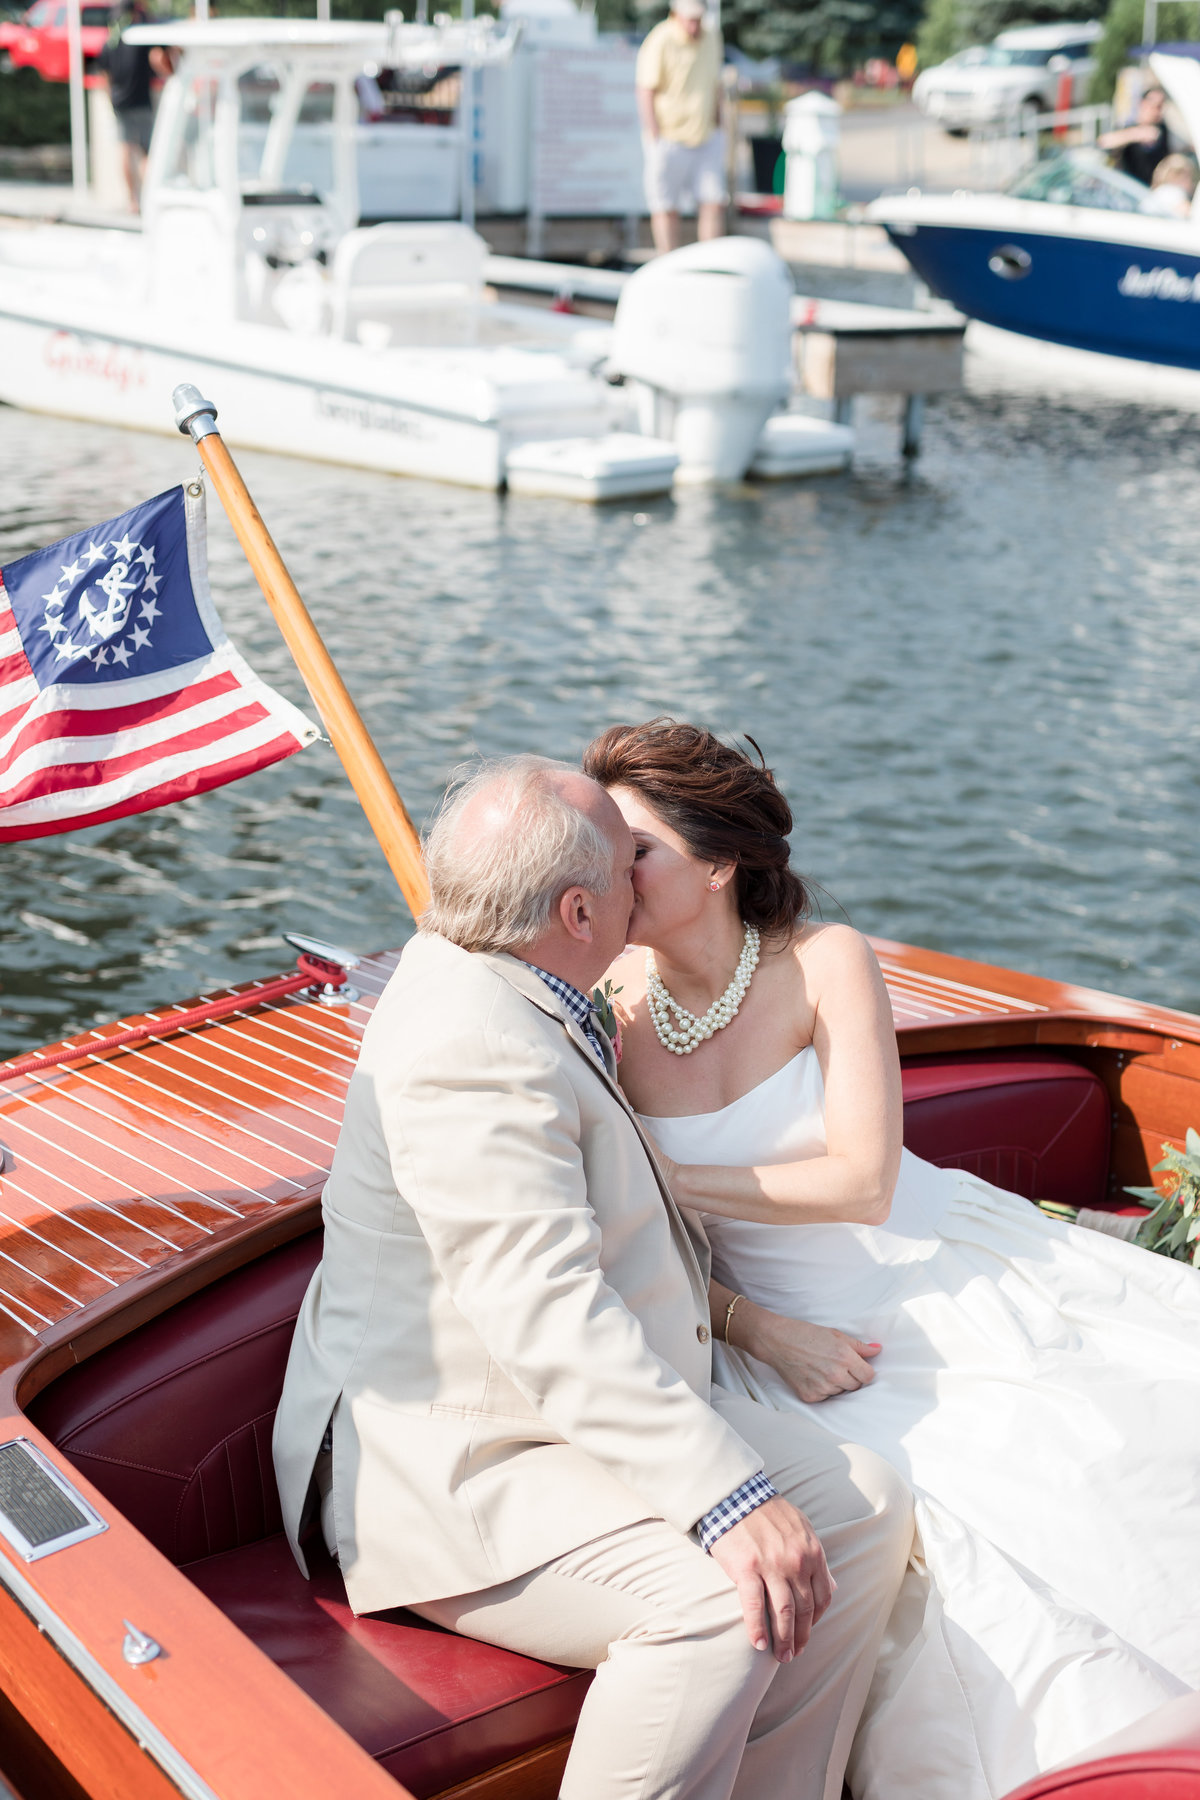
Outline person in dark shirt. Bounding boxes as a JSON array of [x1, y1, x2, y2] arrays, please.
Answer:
[[1098, 84, 1171, 185], [97, 0, 154, 210]]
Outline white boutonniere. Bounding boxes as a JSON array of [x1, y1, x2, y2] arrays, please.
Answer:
[[591, 978, 623, 1064]]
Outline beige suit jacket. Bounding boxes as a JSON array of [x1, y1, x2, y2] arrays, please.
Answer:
[[272, 931, 761, 1615]]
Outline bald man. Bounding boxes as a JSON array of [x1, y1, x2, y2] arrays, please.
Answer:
[[273, 755, 913, 1800]]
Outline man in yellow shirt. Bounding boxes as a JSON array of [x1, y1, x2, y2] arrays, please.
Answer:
[[635, 0, 726, 254]]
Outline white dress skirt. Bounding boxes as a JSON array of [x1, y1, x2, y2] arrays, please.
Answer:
[[642, 1048, 1200, 1800]]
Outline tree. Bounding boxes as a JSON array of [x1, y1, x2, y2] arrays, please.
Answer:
[[725, 0, 924, 68], [1089, 0, 1200, 97], [0, 68, 70, 147]]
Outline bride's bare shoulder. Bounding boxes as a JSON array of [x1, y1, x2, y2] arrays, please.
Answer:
[[788, 920, 882, 984]]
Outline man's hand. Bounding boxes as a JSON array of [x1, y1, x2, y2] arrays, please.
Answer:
[[709, 1495, 834, 1663]]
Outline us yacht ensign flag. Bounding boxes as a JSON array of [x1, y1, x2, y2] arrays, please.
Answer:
[[0, 484, 318, 841]]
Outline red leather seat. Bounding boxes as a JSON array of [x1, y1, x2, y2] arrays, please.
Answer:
[[186, 1534, 589, 1796], [28, 1233, 590, 1795], [902, 1055, 1112, 1210]]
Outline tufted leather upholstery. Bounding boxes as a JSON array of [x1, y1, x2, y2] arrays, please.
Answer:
[[31, 1233, 316, 1565], [902, 1055, 1111, 1210], [27, 1049, 1114, 1792]]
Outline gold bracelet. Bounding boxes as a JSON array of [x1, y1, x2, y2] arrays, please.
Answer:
[[724, 1292, 747, 1349]]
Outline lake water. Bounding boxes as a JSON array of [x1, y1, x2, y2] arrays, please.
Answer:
[[2, 372, 1199, 1057]]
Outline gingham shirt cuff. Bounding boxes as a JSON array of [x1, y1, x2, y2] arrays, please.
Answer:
[[696, 1472, 779, 1552]]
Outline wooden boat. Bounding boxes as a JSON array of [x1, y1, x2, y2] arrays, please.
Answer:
[[0, 931, 1198, 1799]]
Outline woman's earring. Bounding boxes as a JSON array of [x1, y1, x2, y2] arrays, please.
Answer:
[[709, 881, 721, 892]]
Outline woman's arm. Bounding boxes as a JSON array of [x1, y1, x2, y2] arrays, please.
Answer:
[[669, 928, 903, 1226], [709, 1278, 881, 1403]]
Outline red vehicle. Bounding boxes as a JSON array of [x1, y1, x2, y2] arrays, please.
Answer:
[[5, 0, 111, 85]]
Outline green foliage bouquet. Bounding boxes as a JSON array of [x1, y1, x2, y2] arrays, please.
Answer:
[[1125, 1130, 1200, 1268]]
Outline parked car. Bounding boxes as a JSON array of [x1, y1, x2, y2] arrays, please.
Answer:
[[6, 0, 112, 84], [914, 21, 1102, 133]]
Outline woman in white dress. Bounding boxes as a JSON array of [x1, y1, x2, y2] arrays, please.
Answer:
[[582, 718, 1200, 1800]]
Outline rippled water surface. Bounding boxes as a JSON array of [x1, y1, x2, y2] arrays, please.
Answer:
[[2, 377, 1199, 1056]]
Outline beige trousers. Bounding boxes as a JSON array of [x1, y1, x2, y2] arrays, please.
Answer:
[[411, 1394, 914, 1800]]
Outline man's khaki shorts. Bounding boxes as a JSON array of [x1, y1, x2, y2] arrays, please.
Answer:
[[643, 129, 728, 213]]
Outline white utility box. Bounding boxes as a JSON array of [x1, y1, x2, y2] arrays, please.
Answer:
[[782, 91, 840, 221]]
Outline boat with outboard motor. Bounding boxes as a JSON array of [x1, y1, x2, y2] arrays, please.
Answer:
[[869, 49, 1200, 369], [0, 13, 859, 494], [0, 929, 1198, 1799]]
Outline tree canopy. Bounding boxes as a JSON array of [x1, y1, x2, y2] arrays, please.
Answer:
[[1089, 0, 1200, 97]]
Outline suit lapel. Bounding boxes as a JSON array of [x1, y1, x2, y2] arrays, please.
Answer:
[[482, 951, 709, 1296]]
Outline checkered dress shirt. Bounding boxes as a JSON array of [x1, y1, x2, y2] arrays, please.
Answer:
[[525, 964, 609, 1066], [526, 963, 777, 1552]]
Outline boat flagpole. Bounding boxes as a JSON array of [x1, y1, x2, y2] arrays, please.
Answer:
[[66, 0, 87, 197], [172, 385, 431, 919]]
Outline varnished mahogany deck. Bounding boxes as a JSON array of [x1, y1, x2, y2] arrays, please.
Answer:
[[0, 952, 393, 1345]]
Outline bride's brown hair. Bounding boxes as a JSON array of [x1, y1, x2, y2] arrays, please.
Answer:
[[583, 718, 811, 940]]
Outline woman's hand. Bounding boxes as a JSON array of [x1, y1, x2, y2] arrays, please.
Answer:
[[742, 1308, 881, 1404], [652, 1147, 682, 1193]]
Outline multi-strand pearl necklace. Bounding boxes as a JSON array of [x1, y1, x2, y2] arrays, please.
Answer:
[[646, 924, 761, 1056]]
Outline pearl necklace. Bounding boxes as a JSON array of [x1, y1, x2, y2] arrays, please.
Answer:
[[646, 924, 761, 1056]]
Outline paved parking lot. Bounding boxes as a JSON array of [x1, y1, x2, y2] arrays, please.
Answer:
[[835, 101, 1031, 201]]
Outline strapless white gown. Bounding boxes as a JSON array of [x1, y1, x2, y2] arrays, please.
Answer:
[[643, 1049, 1200, 1800]]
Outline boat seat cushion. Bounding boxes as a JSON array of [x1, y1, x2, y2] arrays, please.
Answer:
[[186, 1533, 589, 1798], [902, 1054, 1111, 1209]]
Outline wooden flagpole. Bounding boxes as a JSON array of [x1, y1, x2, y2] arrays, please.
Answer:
[[173, 385, 430, 918]]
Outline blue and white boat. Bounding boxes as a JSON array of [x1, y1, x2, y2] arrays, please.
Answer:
[[868, 51, 1200, 370]]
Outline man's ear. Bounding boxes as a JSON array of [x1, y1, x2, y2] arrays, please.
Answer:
[[559, 886, 594, 944]]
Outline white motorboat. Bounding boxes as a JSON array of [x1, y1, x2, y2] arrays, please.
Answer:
[[0, 15, 854, 496]]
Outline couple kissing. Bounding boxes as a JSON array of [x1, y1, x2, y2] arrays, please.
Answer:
[[273, 718, 1200, 1800]]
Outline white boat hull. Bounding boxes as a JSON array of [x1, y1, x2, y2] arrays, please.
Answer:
[[0, 301, 622, 488]]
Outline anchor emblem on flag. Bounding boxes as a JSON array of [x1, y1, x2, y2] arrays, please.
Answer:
[[39, 530, 164, 671]]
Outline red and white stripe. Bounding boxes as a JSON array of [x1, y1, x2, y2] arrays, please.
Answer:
[[0, 580, 317, 842]]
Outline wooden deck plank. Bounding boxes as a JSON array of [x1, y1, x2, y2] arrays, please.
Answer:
[[0, 1123, 213, 1257], [110, 1029, 349, 1150], [13, 1068, 313, 1204]]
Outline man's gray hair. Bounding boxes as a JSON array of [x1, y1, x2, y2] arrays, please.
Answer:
[[421, 755, 616, 954]]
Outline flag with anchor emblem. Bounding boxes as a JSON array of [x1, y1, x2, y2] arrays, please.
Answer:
[[0, 483, 318, 841]]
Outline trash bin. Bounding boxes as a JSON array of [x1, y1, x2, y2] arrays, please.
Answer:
[[782, 91, 840, 221], [748, 133, 784, 195]]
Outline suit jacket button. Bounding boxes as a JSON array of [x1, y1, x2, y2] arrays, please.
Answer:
[[696, 1324, 710, 1344]]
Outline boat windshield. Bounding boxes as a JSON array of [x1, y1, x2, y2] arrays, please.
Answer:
[[1007, 148, 1152, 211]]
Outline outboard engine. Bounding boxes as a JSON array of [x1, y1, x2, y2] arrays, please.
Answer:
[[608, 237, 794, 482]]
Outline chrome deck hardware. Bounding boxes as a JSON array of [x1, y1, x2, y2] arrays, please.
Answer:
[[122, 1621, 163, 1666], [0, 1440, 107, 1562], [283, 932, 362, 1005]]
